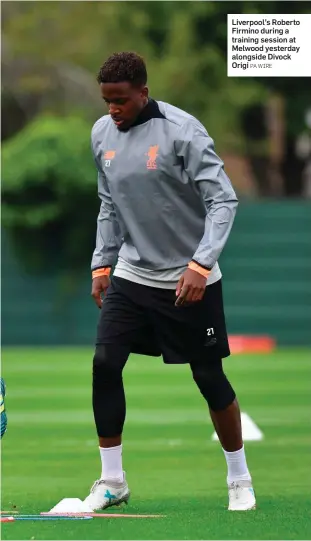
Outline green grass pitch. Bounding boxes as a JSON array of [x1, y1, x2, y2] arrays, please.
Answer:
[[1, 347, 311, 540]]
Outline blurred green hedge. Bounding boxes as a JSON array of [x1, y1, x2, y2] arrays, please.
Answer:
[[2, 115, 99, 273]]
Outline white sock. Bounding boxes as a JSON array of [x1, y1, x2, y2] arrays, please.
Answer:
[[99, 445, 123, 483], [223, 445, 252, 484]]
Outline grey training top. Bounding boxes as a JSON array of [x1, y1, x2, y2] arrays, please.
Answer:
[[91, 99, 238, 288]]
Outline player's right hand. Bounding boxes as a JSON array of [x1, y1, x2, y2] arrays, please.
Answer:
[[91, 276, 111, 309]]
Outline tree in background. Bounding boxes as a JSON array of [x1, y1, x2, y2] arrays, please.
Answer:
[[1, 1, 263, 152], [2, 115, 98, 273], [190, 0, 311, 195], [1, 114, 101, 337]]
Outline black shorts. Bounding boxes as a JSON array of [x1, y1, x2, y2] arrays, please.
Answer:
[[96, 276, 230, 364]]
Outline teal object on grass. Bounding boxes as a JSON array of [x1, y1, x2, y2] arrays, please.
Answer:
[[1, 377, 7, 438]]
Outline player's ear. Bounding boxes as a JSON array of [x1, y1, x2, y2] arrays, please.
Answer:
[[142, 86, 149, 99]]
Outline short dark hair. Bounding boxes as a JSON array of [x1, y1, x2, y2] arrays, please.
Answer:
[[97, 52, 147, 86]]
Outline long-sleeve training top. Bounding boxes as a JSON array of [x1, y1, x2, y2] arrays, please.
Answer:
[[91, 98, 238, 289]]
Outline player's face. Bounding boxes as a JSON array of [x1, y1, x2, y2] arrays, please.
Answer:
[[100, 82, 148, 131]]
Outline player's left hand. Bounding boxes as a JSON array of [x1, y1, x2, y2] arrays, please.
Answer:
[[175, 268, 206, 306]]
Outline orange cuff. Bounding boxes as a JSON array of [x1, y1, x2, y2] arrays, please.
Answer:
[[92, 267, 111, 279], [188, 261, 211, 279]]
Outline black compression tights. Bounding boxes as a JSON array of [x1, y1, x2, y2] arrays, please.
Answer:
[[92, 344, 129, 438], [92, 345, 235, 438]]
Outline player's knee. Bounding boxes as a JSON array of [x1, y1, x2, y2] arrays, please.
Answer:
[[93, 344, 127, 387], [191, 362, 236, 411]]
